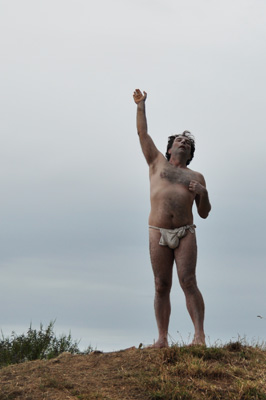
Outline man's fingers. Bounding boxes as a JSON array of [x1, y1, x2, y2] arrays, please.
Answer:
[[134, 89, 147, 96], [189, 181, 196, 191], [133, 89, 147, 103]]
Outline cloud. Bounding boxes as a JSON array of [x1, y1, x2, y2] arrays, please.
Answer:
[[0, 0, 265, 351]]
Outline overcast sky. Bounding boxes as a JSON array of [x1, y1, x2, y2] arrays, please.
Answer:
[[1, 0, 266, 352]]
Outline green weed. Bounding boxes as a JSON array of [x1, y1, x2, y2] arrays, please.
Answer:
[[0, 320, 93, 368]]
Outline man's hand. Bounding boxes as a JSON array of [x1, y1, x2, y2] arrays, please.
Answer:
[[133, 89, 147, 104], [188, 180, 207, 195]]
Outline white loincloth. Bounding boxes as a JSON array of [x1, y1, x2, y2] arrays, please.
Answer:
[[149, 224, 196, 249]]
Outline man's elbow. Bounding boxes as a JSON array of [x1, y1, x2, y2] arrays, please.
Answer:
[[200, 212, 209, 219], [198, 204, 211, 219]]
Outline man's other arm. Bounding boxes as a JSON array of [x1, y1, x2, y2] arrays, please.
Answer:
[[189, 176, 211, 219], [133, 89, 160, 166]]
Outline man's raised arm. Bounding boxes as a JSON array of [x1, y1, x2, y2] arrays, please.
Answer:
[[133, 89, 160, 166]]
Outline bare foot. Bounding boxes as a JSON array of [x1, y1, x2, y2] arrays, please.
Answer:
[[190, 334, 206, 346], [144, 338, 169, 349]]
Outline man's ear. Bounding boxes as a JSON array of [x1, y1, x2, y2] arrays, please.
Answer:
[[168, 147, 172, 154]]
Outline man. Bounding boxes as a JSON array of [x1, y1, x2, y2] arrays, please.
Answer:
[[133, 89, 211, 347]]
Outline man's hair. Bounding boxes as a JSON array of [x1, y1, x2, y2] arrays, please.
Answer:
[[165, 130, 195, 165]]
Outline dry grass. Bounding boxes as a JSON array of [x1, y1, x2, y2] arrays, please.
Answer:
[[0, 342, 266, 399]]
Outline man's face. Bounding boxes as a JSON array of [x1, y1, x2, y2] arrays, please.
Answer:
[[170, 135, 192, 159]]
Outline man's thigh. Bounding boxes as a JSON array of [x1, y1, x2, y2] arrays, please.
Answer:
[[149, 228, 174, 283], [174, 231, 197, 282]]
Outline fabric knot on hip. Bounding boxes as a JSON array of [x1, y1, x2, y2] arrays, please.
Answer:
[[149, 224, 196, 249]]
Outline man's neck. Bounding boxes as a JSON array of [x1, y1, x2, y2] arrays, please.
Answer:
[[169, 155, 187, 168]]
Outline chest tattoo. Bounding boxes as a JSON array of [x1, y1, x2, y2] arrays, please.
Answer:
[[160, 168, 191, 186]]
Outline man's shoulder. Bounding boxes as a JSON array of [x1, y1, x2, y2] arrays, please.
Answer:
[[188, 168, 206, 184], [187, 167, 202, 174]]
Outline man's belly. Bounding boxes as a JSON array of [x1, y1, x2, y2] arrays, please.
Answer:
[[149, 185, 194, 229]]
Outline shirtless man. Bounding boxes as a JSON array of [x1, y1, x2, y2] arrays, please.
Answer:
[[133, 89, 211, 347]]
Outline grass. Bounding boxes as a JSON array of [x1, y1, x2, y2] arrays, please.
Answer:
[[0, 320, 92, 368], [139, 341, 266, 399], [0, 327, 266, 399]]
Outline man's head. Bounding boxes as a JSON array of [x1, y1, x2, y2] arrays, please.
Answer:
[[165, 130, 195, 165]]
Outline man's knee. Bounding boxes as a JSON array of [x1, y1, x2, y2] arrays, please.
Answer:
[[154, 277, 172, 296], [179, 274, 197, 292]]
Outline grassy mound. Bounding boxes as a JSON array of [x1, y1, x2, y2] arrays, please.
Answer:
[[0, 334, 266, 399]]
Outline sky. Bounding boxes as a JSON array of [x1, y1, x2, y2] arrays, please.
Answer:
[[0, 0, 266, 352]]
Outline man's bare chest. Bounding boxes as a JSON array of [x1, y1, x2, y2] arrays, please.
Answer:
[[159, 166, 193, 187]]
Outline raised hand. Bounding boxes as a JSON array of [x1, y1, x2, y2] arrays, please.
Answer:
[[133, 89, 147, 104]]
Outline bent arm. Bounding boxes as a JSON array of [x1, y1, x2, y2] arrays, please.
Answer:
[[195, 188, 211, 219], [189, 177, 211, 219], [133, 89, 159, 166]]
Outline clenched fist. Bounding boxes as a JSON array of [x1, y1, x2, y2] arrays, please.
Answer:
[[189, 180, 206, 195]]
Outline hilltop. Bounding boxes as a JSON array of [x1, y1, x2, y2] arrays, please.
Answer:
[[1, 342, 266, 399]]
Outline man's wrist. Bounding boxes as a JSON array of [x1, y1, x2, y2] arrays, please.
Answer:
[[137, 101, 145, 111]]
